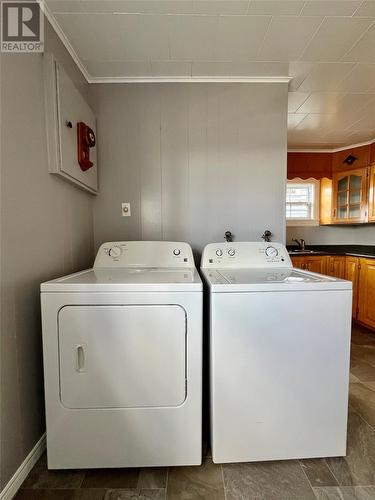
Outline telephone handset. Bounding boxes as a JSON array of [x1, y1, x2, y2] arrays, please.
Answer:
[[77, 122, 96, 171]]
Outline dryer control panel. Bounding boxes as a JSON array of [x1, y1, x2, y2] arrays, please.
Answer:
[[201, 242, 292, 269], [94, 241, 194, 268]]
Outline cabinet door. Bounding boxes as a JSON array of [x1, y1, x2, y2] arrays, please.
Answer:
[[326, 256, 346, 279], [305, 256, 327, 275], [291, 256, 306, 270], [345, 257, 359, 318], [332, 168, 368, 223], [369, 165, 375, 222], [358, 259, 375, 330]]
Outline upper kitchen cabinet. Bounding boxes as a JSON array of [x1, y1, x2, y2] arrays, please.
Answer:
[[332, 167, 368, 224], [288, 142, 375, 226], [331, 145, 371, 173]]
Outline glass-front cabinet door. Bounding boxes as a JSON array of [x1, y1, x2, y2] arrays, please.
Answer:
[[332, 167, 368, 223]]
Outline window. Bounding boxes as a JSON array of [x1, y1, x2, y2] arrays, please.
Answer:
[[286, 179, 319, 226]]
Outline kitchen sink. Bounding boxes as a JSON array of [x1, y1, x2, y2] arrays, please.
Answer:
[[288, 250, 320, 255]]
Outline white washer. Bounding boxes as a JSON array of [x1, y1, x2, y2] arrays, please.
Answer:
[[41, 241, 202, 469], [201, 242, 352, 464]]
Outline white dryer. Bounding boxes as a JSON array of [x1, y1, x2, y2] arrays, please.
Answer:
[[41, 241, 202, 469], [201, 242, 352, 464]]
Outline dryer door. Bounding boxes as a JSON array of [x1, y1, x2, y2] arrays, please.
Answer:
[[58, 305, 186, 409]]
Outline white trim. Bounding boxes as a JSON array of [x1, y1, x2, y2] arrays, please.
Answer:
[[288, 139, 375, 154], [0, 433, 46, 500], [38, 0, 90, 82], [88, 76, 292, 84]]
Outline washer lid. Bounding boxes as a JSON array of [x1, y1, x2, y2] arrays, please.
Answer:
[[202, 268, 352, 292], [41, 267, 202, 292]]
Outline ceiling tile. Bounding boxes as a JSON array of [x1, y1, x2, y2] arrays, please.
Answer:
[[337, 93, 375, 114], [288, 92, 309, 112], [215, 15, 271, 60], [335, 63, 375, 92], [151, 61, 192, 77], [301, 1, 362, 17], [287, 62, 315, 91], [257, 17, 323, 61], [297, 93, 343, 113], [49, 1, 195, 14], [247, 1, 304, 16], [343, 23, 375, 63], [288, 113, 308, 128], [55, 13, 170, 61], [345, 132, 375, 145], [354, 1, 375, 17], [298, 63, 355, 91], [191, 61, 288, 76], [168, 15, 218, 61], [346, 105, 375, 132], [84, 60, 152, 78], [295, 113, 338, 132], [300, 18, 372, 62], [192, 1, 249, 15]]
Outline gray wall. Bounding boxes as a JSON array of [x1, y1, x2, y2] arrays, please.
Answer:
[[92, 83, 288, 254], [286, 225, 375, 245], [0, 23, 94, 490]]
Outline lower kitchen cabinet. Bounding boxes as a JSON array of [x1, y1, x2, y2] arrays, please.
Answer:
[[326, 256, 346, 279], [291, 255, 327, 274], [290, 256, 306, 270], [358, 259, 375, 330], [345, 257, 360, 318], [291, 252, 375, 330]]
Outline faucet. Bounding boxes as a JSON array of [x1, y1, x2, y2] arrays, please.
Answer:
[[261, 230, 272, 243], [292, 238, 306, 251], [224, 231, 233, 242]]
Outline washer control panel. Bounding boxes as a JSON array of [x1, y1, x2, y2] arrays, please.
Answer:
[[201, 242, 292, 269], [94, 241, 193, 268]]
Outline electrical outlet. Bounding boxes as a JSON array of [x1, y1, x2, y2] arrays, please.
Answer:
[[121, 203, 131, 217]]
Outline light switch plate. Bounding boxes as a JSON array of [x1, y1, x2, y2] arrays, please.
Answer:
[[122, 203, 131, 217]]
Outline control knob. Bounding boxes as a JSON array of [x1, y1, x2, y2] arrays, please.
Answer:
[[109, 246, 122, 258], [173, 249, 181, 256], [216, 249, 223, 257], [228, 249, 235, 257], [265, 246, 278, 258]]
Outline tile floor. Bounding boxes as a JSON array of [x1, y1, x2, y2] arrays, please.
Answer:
[[16, 324, 375, 500]]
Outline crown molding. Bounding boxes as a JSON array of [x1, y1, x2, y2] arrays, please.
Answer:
[[88, 76, 292, 84], [288, 138, 375, 154], [38, 0, 91, 82]]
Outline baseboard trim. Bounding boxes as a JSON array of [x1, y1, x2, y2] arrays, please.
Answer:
[[0, 433, 46, 500]]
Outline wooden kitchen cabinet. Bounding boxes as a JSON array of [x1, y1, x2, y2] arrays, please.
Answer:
[[291, 255, 327, 274], [358, 259, 375, 330], [291, 253, 375, 330], [332, 167, 368, 224], [345, 256, 360, 318], [368, 164, 375, 222], [290, 256, 306, 270], [326, 256, 346, 279]]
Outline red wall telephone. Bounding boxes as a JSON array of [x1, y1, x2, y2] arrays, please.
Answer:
[[77, 122, 96, 171]]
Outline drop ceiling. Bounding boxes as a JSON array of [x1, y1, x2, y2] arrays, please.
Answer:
[[42, 0, 375, 150]]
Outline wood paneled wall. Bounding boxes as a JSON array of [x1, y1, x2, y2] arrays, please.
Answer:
[[287, 152, 332, 179], [288, 142, 374, 180]]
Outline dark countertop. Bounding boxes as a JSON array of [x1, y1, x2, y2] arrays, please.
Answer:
[[287, 245, 375, 259]]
